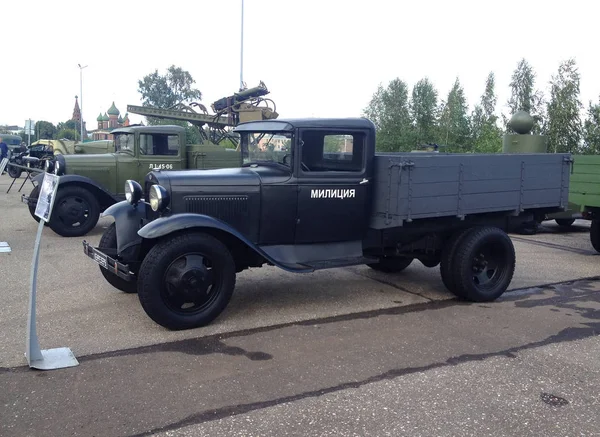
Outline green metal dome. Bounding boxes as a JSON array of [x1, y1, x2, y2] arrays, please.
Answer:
[[107, 101, 120, 116], [96, 112, 103, 122], [102, 112, 109, 121]]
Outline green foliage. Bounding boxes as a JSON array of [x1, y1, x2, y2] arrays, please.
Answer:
[[35, 121, 57, 140], [138, 65, 202, 110], [363, 78, 415, 151], [439, 78, 471, 152], [582, 98, 600, 154], [471, 72, 502, 153], [410, 77, 439, 145], [546, 58, 583, 153], [505, 58, 545, 133], [56, 128, 79, 141]]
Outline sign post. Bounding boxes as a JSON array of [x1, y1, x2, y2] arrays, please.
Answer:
[[25, 172, 79, 370]]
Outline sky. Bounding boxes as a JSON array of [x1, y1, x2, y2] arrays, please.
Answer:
[[2, 0, 599, 131]]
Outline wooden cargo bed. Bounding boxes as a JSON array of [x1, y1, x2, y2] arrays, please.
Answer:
[[370, 152, 571, 229]]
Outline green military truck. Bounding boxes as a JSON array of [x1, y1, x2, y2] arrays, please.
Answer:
[[31, 138, 114, 155], [503, 110, 600, 252], [23, 82, 279, 238]]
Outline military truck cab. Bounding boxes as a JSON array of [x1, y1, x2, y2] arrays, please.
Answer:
[[26, 125, 188, 237], [82, 117, 572, 331]]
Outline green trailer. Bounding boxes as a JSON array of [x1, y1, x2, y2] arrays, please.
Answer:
[[503, 111, 600, 252]]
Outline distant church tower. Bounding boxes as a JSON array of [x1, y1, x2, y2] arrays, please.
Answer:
[[71, 95, 86, 137]]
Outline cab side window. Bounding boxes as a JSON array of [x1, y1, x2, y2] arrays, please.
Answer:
[[300, 130, 365, 172], [139, 134, 180, 156]]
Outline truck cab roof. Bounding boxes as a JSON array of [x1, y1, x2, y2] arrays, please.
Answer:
[[233, 117, 376, 133]]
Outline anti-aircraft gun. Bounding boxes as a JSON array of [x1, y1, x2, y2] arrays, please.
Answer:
[[24, 82, 280, 238], [126, 80, 278, 147]]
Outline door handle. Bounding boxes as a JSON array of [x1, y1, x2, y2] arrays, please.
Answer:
[[359, 178, 369, 185]]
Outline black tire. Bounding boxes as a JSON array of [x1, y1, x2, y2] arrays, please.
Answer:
[[555, 218, 575, 227], [451, 226, 516, 302], [97, 223, 137, 293], [137, 232, 237, 330], [367, 256, 413, 273], [590, 219, 600, 253], [7, 164, 21, 179], [48, 185, 100, 237], [439, 227, 473, 293], [27, 184, 41, 223]]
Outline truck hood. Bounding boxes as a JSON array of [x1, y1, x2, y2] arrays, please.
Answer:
[[63, 153, 117, 174], [157, 167, 261, 187]]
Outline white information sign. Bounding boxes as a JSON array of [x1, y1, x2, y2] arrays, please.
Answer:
[[34, 173, 59, 222], [0, 157, 8, 174]]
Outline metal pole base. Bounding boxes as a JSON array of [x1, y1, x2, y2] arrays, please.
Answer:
[[26, 347, 79, 370]]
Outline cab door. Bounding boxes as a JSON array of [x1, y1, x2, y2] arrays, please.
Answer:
[[136, 131, 185, 182], [294, 128, 371, 244]]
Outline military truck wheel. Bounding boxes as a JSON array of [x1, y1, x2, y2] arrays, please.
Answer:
[[439, 227, 473, 294], [450, 226, 515, 302], [367, 257, 413, 273], [48, 186, 100, 237], [7, 164, 21, 179], [27, 184, 41, 223], [137, 232, 237, 330], [98, 223, 137, 294], [555, 218, 575, 227], [590, 219, 600, 253]]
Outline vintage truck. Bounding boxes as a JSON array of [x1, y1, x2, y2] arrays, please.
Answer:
[[23, 82, 279, 238], [503, 110, 600, 251], [79, 116, 572, 331]]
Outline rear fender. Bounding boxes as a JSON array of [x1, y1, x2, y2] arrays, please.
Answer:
[[138, 214, 312, 273], [103, 200, 147, 255]]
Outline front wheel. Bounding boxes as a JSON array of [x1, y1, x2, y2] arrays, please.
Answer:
[[137, 232, 237, 330], [48, 186, 100, 237], [449, 226, 516, 302], [590, 219, 600, 253], [97, 223, 137, 293], [7, 164, 22, 179]]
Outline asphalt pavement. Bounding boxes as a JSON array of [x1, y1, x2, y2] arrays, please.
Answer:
[[0, 172, 599, 437]]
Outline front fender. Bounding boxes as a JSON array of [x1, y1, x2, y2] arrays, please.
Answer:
[[138, 214, 312, 273], [56, 174, 119, 202], [103, 200, 147, 254]]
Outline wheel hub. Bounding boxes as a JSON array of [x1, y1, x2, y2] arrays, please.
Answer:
[[180, 268, 212, 295], [57, 197, 89, 225], [163, 254, 216, 312]]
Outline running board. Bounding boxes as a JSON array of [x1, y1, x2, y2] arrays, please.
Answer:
[[300, 256, 378, 271]]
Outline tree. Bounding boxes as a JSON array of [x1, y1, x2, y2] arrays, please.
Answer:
[[363, 78, 414, 151], [471, 72, 502, 153], [582, 97, 600, 155], [505, 58, 545, 133], [410, 77, 439, 145], [137, 65, 203, 144], [438, 77, 471, 152], [546, 58, 583, 153], [35, 121, 57, 140]]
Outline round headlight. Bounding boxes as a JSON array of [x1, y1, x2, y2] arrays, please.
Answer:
[[149, 184, 170, 212], [125, 180, 142, 205]]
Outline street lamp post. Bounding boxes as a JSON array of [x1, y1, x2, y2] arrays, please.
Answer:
[[78, 64, 88, 142], [239, 0, 244, 90]]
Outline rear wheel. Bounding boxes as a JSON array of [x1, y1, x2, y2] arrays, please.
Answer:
[[439, 227, 473, 294], [97, 223, 137, 293], [367, 256, 413, 273], [48, 186, 100, 237], [137, 232, 237, 330], [450, 226, 516, 302], [590, 219, 600, 253], [27, 184, 42, 223], [555, 218, 575, 228], [7, 164, 21, 179]]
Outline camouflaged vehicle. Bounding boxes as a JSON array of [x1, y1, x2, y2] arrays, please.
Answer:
[[23, 82, 278, 238]]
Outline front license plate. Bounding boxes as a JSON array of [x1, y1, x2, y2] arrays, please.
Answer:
[[93, 251, 108, 269]]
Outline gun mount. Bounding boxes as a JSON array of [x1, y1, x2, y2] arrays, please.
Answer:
[[127, 81, 278, 147]]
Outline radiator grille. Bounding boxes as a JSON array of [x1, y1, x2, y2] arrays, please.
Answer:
[[184, 195, 249, 221]]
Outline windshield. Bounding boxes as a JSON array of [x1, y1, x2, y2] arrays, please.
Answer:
[[114, 133, 135, 154], [242, 132, 293, 166]]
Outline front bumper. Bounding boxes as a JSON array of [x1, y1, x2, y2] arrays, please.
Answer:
[[82, 240, 135, 282]]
